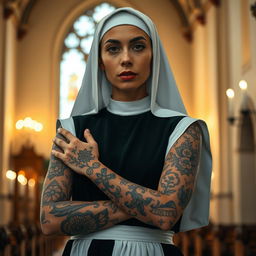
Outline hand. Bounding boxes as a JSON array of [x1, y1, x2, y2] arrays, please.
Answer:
[[52, 128, 100, 176]]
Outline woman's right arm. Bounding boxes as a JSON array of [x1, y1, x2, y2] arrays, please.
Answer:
[[40, 134, 130, 236]]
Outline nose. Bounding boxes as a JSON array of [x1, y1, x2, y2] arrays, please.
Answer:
[[120, 49, 132, 67]]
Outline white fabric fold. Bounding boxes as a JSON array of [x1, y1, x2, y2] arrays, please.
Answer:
[[107, 96, 151, 116], [70, 225, 174, 256], [71, 225, 174, 244]]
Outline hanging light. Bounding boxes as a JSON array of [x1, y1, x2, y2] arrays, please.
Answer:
[[6, 170, 16, 180]]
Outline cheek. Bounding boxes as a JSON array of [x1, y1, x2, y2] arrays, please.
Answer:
[[101, 57, 114, 71], [140, 54, 152, 81], [144, 55, 152, 73], [101, 59, 116, 81], [99, 52, 111, 71]]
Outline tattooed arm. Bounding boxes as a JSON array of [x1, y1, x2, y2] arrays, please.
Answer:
[[53, 122, 201, 231], [40, 133, 130, 236]]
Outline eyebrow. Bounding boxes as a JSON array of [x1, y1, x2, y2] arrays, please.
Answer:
[[104, 36, 147, 45]]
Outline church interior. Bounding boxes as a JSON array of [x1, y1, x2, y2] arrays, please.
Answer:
[[0, 0, 256, 255]]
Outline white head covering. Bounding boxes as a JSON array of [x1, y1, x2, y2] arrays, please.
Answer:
[[100, 11, 150, 39], [60, 7, 212, 232], [71, 7, 187, 117]]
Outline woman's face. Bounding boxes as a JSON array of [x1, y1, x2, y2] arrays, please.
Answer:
[[100, 25, 152, 101]]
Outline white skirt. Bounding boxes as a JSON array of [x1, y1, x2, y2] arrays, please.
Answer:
[[70, 225, 174, 256]]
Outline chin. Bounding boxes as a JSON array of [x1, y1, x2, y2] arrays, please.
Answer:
[[115, 80, 147, 90], [116, 86, 145, 93]]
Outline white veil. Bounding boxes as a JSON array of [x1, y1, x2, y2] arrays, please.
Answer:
[[59, 7, 212, 232], [70, 7, 187, 117]]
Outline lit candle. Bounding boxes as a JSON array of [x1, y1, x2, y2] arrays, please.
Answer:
[[6, 170, 16, 195], [28, 178, 36, 200], [239, 80, 248, 111], [17, 171, 27, 196], [226, 88, 235, 119]]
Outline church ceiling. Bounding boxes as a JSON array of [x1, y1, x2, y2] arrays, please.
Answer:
[[3, 0, 221, 41], [170, 0, 220, 41], [3, 0, 37, 39]]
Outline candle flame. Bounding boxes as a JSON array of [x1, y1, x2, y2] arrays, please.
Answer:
[[6, 170, 17, 180], [18, 174, 27, 185], [226, 89, 235, 98], [239, 80, 247, 90], [28, 178, 36, 187], [15, 117, 43, 132]]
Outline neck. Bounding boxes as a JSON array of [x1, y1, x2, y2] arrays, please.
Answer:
[[107, 95, 151, 116]]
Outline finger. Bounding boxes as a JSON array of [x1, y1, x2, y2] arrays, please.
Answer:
[[84, 129, 96, 144], [58, 128, 75, 142], [53, 137, 68, 149], [52, 149, 65, 161]]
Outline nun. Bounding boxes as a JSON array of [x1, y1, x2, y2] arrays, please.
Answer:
[[40, 7, 212, 256]]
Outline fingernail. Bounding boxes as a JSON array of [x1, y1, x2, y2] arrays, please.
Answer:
[[57, 128, 61, 132], [85, 129, 90, 133]]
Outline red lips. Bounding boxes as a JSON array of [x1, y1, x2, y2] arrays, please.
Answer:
[[118, 71, 137, 81], [119, 71, 137, 76]]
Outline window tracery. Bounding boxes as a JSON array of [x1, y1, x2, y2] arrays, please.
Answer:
[[59, 3, 116, 118]]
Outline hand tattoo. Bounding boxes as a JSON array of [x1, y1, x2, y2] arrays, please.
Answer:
[[68, 146, 101, 175]]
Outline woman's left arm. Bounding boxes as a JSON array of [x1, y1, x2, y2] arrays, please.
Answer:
[[52, 123, 201, 231]]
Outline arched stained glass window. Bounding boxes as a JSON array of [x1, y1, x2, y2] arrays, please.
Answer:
[[59, 3, 116, 118]]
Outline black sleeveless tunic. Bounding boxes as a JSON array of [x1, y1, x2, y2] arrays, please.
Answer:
[[63, 108, 184, 256]]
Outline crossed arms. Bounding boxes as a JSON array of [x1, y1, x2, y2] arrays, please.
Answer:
[[40, 122, 201, 236]]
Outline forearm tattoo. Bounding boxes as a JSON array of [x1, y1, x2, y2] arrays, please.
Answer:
[[41, 122, 201, 233], [103, 201, 118, 213], [95, 168, 122, 199], [48, 159, 67, 180], [42, 180, 68, 206], [42, 133, 73, 205], [61, 209, 109, 236], [40, 210, 50, 224], [159, 123, 201, 210], [48, 133, 72, 180], [124, 185, 152, 216], [178, 185, 193, 209], [41, 133, 129, 236], [48, 202, 108, 235], [84, 122, 201, 228], [43, 200, 127, 236], [150, 200, 177, 217], [164, 123, 201, 177], [159, 170, 180, 195], [49, 201, 100, 217]]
